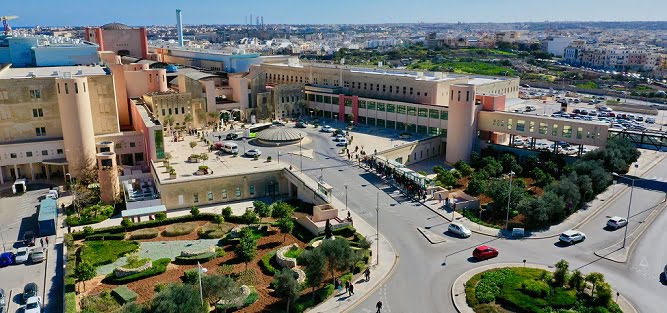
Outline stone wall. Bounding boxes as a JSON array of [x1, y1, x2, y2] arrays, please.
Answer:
[[113, 260, 153, 278]]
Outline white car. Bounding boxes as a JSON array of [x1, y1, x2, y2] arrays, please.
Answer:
[[334, 135, 346, 142], [512, 138, 526, 147], [15, 247, 29, 264], [534, 142, 549, 150], [321, 125, 333, 133], [606, 216, 628, 229], [244, 149, 262, 157], [448, 222, 471, 238], [24, 296, 41, 313], [336, 139, 348, 146], [559, 230, 586, 245]]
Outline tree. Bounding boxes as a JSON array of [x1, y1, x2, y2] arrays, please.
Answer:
[[454, 161, 474, 177], [197, 110, 208, 129], [189, 141, 198, 153], [119, 302, 145, 313], [271, 201, 295, 219], [433, 166, 457, 188], [568, 269, 585, 293], [184, 113, 193, 130], [485, 178, 527, 211], [546, 174, 581, 214], [253, 201, 272, 222], [75, 261, 96, 291], [276, 218, 294, 242], [466, 176, 486, 196], [162, 115, 175, 135], [201, 274, 242, 310], [273, 269, 301, 313], [240, 208, 259, 225], [235, 231, 258, 270], [222, 206, 233, 219], [320, 238, 358, 285], [585, 272, 605, 297], [151, 283, 207, 313], [594, 281, 613, 306], [539, 190, 566, 223], [297, 249, 326, 302], [155, 212, 167, 223], [190, 206, 200, 217], [553, 259, 569, 287]]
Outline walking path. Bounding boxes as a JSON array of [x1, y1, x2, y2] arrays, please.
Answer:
[[451, 262, 638, 313]]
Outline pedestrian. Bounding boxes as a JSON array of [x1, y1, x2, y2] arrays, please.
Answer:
[[345, 281, 351, 296], [335, 278, 342, 292], [349, 283, 354, 296], [40, 238, 44, 247], [364, 267, 371, 281], [376, 300, 383, 313], [45, 236, 49, 246]]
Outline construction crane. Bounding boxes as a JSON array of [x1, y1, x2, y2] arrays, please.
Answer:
[[2, 16, 18, 35]]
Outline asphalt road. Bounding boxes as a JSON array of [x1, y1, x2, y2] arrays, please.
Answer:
[[255, 122, 667, 313]]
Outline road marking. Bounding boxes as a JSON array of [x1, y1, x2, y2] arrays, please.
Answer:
[[639, 256, 649, 268]]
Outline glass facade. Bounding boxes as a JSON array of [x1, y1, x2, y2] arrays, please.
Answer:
[[386, 120, 395, 129], [429, 109, 439, 119], [345, 99, 352, 107], [418, 108, 428, 117], [396, 122, 405, 131], [377, 102, 385, 111], [324, 95, 331, 104], [440, 111, 448, 120], [358, 100, 366, 108], [417, 125, 428, 134], [387, 103, 395, 113], [367, 117, 376, 126], [332, 97, 339, 105], [367, 102, 376, 110], [154, 130, 165, 159], [397, 105, 406, 114], [407, 107, 416, 116], [377, 119, 385, 128]]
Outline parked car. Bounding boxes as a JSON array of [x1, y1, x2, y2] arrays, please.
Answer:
[[636, 116, 644, 122], [30, 247, 45, 263], [244, 149, 262, 157], [572, 108, 581, 114], [0, 252, 15, 267], [525, 105, 536, 112], [336, 139, 348, 146], [559, 230, 586, 245], [24, 296, 41, 313], [15, 247, 30, 264], [334, 135, 346, 142], [225, 133, 239, 140], [0, 288, 6, 312], [646, 117, 656, 124], [321, 125, 333, 133], [606, 216, 628, 229], [448, 222, 471, 238], [472, 245, 499, 260], [22, 283, 38, 304], [23, 231, 35, 247]]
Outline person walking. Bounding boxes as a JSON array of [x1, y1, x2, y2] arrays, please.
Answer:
[[45, 236, 49, 247], [348, 283, 354, 296], [335, 278, 342, 292], [376, 300, 383, 313], [40, 238, 44, 247], [364, 267, 371, 281], [345, 281, 351, 296]]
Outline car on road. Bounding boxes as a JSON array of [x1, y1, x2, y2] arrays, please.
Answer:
[[0, 252, 15, 267], [472, 245, 499, 260], [333, 135, 346, 142], [272, 120, 286, 126], [336, 139, 348, 146], [448, 222, 471, 238], [244, 149, 262, 157], [295, 121, 307, 128], [525, 105, 536, 112], [559, 230, 586, 245], [225, 133, 239, 140], [321, 125, 333, 133], [23, 231, 36, 246], [24, 296, 41, 313], [636, 116, 644, 122], [30, 247, 45, 263], [15, 247, 30, 264], [22, 283, 38, 304], [0, 288, 5, 312], [606, 216, 628, 229]]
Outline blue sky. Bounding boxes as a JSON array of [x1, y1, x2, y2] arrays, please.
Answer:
[[5, 0, 666, 27]]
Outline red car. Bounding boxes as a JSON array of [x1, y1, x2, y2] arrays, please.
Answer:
[[473, 245, 499, 260]]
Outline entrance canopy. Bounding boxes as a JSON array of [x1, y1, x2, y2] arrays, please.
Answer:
[[42, 158, 69, 166]]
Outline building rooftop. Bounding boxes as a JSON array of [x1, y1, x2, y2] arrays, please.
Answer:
[[0, 65, 108, 79], [101, 23, 131, 30]]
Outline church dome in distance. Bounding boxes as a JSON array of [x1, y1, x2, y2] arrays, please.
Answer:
[[101, 23, 130, 30]]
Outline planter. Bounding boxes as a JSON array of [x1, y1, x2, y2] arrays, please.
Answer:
[[187, 157, 201, 163], [169, 173, 177, 179], [276, 243, 299, 269], [113, 260, 153, 278]]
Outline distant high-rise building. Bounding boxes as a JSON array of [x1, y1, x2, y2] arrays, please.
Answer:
[[176, 9, 184, 47]]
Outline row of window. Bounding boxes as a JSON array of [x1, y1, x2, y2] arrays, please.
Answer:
[[161, 107, 186, 116], [495, 118, 600, 140], [9, 148, 64, 159], [309, 94, 448, 120], [57, 82, 86, 95], [281, 95, 302, 104], [314, 109, 448, 136], [344, 81, 428, 97], [191, 186, 257, 203]]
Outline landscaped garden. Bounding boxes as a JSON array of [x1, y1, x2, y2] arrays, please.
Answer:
[[431, 138, 639, 230], [65, 199, 371, 313], [465, 260, 622, 313]]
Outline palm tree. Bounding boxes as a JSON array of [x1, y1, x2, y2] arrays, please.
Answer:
[[162, 115, 175, 136]]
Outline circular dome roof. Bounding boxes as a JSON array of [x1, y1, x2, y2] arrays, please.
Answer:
[[256, 127, 306, 143], [101, 23, 130, 30]]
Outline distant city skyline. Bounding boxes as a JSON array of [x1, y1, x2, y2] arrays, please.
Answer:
[[4, 0, 667, 27]]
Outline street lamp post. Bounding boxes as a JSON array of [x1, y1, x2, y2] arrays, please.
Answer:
[[197, 262, 208, 306], [376, 192, 380, 266], [299, 138, 303, 172], [344, 184, 348, 211], [276, 143, 281, 164], [622, 164, 639, 248], [319, 166, 324, 182], [505, 171, 516, 231]]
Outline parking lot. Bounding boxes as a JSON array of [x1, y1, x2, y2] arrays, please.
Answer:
[[0, 185, 61, 313]]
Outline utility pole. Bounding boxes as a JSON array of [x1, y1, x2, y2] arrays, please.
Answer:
[[622, 164, 638, 248], [299, 138, 303, 172], [197, 262, 208, 306], [505, 171, 515, 231], [344, 184, 348, 211], [376, 192, 380, 266]]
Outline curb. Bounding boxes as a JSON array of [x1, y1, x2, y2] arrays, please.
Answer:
[[451, 262, 639, 313], [417, 227, 447, 244]]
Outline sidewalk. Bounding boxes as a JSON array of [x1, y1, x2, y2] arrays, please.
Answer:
[[451, 262, 638, 313], [363, 148, 667, 239]]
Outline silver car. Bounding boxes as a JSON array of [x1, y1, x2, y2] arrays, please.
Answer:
[[30, 248, 45, 263], [448, 222, 471, 238]]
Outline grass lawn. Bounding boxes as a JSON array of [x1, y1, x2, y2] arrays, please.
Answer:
[[576, 81, 599, 89], [284, 248, 304, 259], [81, 240, 139, 267], [65, 204, 115, 227], [409, 60, 517, 76]]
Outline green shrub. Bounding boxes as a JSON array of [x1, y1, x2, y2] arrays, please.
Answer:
[[111, 285, 138, 304], [72, 213, 220, 240], [174, 251, 216, 264], [331, 225, 356, 238], [190, 206, 200, 217], [218, 264, 233, 275], [103, 258, 170, 284], [316, 284, 335, 302], [65, 204, 115, 226], [164, 222, 197, 237], [284, 248, 304, 259], [154, 283, 167, 293], [80, 290, 121, 313], [546, 288, 577, 308], [466, 272, 484, 307], [129, 228, 159, 240], [340, 273, 353, 286], [215, 247, 226, 257], [198, 223, 233, 239], [259, 250, 278, 275], [182, 268, 201, 284], [213, 215, 224, 224], [353, 260, 367, 274], [235, 268, 259, 286], [222, 207, 233, 219], [65, 292, 77, 313], [124, 254, 151, 269], [472, 303, 502, 313], [85, 233, 125, 241], [80, 240, 139, 267], [243, 290, 259, 306], [476, 279, 501, 304], [522, 280, 550, 297]]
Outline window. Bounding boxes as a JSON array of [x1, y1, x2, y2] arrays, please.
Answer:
[[235, 187, 242, 197], [576, 127, 583, 139], [397, 105, 406, 114], [26, 151, 33, 157], [208, 191, 213, 201], [29, 89, 41, 99], [57, 84, 60, 94], [134, 152, 144, 162], [539, 122, 547, 135], [193, 193, 199, 203], [249, 185, 255, 196], [83, 82, 86, 92], [386, 103, 395, 113], [222, 189, 228, 199], [32, 108, 43, 117], [429, 109, 439, 119], [74, 83, 79, 93], [418, 108, 428, 117], [507, 119, 513, 130], [358, 100, 366, 109], [41, 150, 48, 156], [344, 99, 352, 107], [407, 106, 416, 116], [323, 95, 331, 104], [35, 127, 46, 136], [65, 83, 69, 94], [403, 86, 407, 94], [376, 103, 385, 111], [168, 108, 172, 115], [332, 97, 339, 105], [181, 107, 185, 114], [529, 121, 535, 133], [552, 124, 559, 136], [10, 153, 16, 159], [367, 102, 376, 110], [161, 109, 166, 116], [316, 95, 323, 103], [57, 149, 63, 154], [115, 143, 122, 149], [129, 142, 136, 148], [410, 87, 414, 95], [516, 120, 525, 132], [563, 125, 572, 138]]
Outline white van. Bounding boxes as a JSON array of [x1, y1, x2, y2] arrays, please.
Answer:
[[222, 142, 239, 154]]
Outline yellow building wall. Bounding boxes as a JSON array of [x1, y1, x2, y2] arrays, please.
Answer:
[[0, 78, 63, 143], [87, 76, 121, 135]]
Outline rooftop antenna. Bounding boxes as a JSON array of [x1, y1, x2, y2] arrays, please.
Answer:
[[1, 16, 18, 35]]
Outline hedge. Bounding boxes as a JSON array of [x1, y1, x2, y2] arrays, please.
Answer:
[[164, 222, 197, 237], [65, 292, 77, 313], [103, 258, 171, 284], [129, 228, 159, 240], [112, 285, 138, 304], [85, 233, 126, 241], [72, 213, 220, 240], [294, 284, 335, 313], [215, 286, 259, 311], [174, 252, 216, 264], [259, 250, 278, 276]]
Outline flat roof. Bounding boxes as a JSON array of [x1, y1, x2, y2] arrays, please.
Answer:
[[38, 198, 57, 221], [122, 205, 166, 218], [0, 65, 107, 79]]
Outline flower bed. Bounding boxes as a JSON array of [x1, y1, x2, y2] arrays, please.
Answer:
[[113, 260, 153, 278], [103, 258, 171, 284]]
